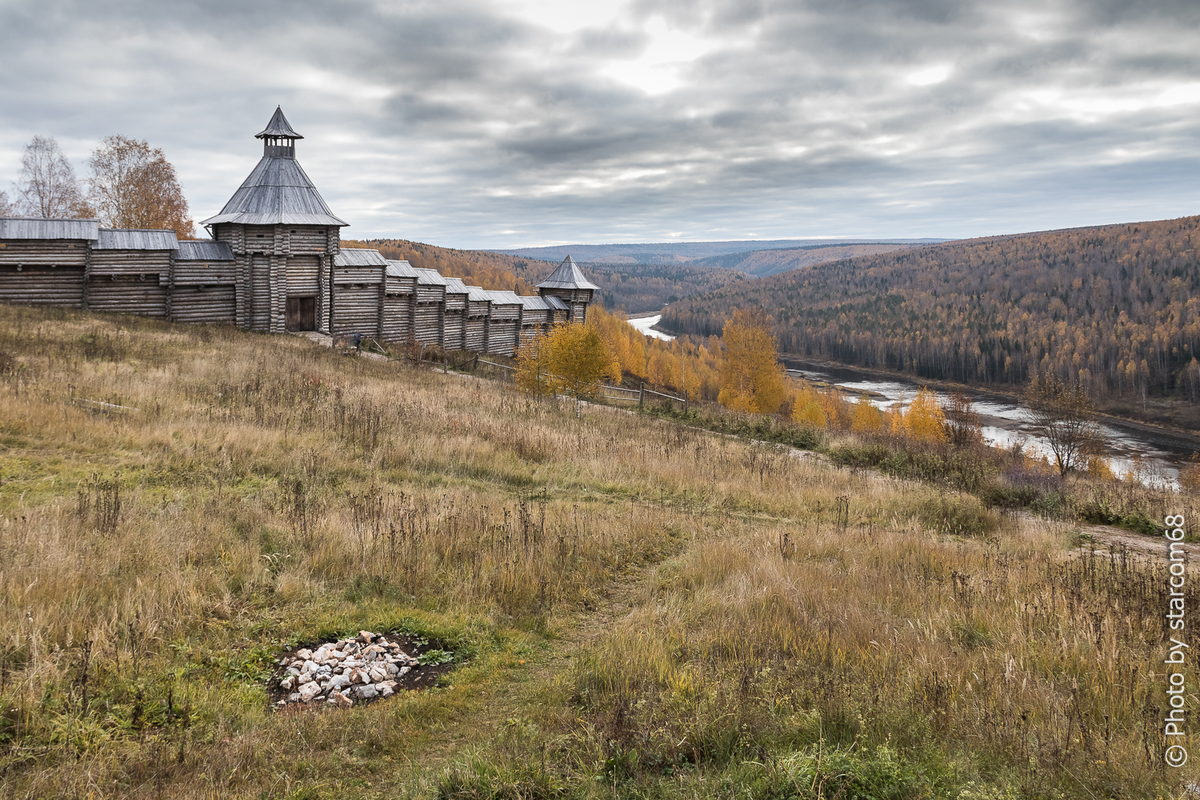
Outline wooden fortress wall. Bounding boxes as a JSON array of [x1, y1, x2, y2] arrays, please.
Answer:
[[0, 226, 580, 357]]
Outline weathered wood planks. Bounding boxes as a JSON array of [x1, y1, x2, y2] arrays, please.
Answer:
[[0, 225, 594, 357]]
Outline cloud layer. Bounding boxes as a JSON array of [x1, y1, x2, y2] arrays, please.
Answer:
[[2, 0, 1198, 247]]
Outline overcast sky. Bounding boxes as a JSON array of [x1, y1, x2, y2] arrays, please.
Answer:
[[2, 0, 1199, 248]]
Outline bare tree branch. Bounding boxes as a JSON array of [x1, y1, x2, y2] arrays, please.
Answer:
[[943, 390, 984, 447], [1024, 375, 1102, 476], [13, 135, 87, 218]]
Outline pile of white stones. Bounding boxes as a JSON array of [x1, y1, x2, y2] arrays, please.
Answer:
[[276, 630, 419, 709]]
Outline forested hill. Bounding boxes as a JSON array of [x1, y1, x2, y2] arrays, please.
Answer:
[[661, 216, 1200, 412], [342, 239, 554, 294], [571, 262, 751, 314]]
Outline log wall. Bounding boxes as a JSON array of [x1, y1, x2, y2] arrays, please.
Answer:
[[381, 294, 412, 342], [0, 232, 592, 356], [174, 261, 234, 286], [250, 254, 271, 330], [0, 265, 85, 306], [488, 320, 519, 355], [88, 275, 168, 317], [288, 227, 329, 253], [244, 226, 276, 252], [444, 291, 466, 312], [442, 309, 465, 350], [416, 284, 444, 304], [0, 240, 89, 267], [465, 316, 487, 352], [171, 285, 236, 324], [386, 275, 416, 295], [413, 304, 442, 345], [90, 249, 170, 277], [286, 255, 320, 294], [332, 287, 380, 336]]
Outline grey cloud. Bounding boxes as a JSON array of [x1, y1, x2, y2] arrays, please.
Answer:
[[1, 0, 1198, 247], [572, 26, 649, 59]]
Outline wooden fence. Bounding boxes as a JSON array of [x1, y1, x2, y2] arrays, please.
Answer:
[[474, 358, 687, 410]]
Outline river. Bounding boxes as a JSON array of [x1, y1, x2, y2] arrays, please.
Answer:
[[626, 313, 675, 341], [623, 315, 1194, 488], [783, 358, 1198, 490]]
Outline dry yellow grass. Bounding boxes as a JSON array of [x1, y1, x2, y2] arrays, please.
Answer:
[[0, 304, 1191, 798]]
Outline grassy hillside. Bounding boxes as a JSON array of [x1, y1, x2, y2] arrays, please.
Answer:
[[663, 216, 1200, 428], [0, 305, 1191, 798]]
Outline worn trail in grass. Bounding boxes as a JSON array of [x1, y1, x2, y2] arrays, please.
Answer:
[[393, 549, 658, 783]]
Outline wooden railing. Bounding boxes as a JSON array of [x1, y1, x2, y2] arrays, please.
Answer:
[[474, 358, 688, 410]]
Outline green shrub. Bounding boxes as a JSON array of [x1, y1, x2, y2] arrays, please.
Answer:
[[746, 744, 934, 800], [1076, 497, 1159, 535], [917, 493, 998, 537]]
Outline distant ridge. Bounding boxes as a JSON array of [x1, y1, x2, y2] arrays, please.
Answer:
[[491, 238, 949, 265]]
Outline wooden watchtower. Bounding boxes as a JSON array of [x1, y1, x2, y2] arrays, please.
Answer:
[[201, 107, 347, 333], [536, 255, 598, 324]]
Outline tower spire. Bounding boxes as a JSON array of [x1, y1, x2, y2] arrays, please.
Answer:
[[201, 107, 345, 227], [255, 106, 304, 157]]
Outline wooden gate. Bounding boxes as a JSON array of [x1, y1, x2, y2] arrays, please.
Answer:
[[286, 296, 316, 331]]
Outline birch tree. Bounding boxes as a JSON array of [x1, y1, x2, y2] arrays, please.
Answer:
[[517, 323, 619, 416], [545, 323, 620, 414], [12, 136, 88, 218]]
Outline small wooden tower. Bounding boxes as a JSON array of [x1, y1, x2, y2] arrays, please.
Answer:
[[201, 107, 347, 333], [536, 255, 598, 323]]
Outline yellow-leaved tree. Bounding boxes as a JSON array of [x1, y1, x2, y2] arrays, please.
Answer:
[[891, 387, 947, 443], [718, 308, 786, 414], [517, 323, 620, 415], [792, 380, 827, 428], [87, 135, 194, 239], [588, 305, 647, 380], [849, 394, 883, 432]]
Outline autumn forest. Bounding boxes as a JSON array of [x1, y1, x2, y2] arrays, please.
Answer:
[[663, 216, 1200, 419], [344, 219, 1200, 433]]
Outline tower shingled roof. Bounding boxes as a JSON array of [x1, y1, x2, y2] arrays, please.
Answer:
[[256, 106, 303, 140], [537, 255, 599, 291], [201, 108, 346, 227]]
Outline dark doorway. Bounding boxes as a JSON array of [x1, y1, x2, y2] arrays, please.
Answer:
[[286, 296, 316, 331]]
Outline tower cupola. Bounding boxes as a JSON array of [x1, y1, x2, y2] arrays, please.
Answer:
[[201, 107, 346, 227], [256, 106, 303, 158]]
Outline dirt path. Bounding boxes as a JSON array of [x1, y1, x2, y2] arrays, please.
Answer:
[[396, 560, 658, 781], [1079, 522, 1196, 559]]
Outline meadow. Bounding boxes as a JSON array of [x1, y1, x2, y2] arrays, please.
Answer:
[[0, 304, 1193, 798]]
